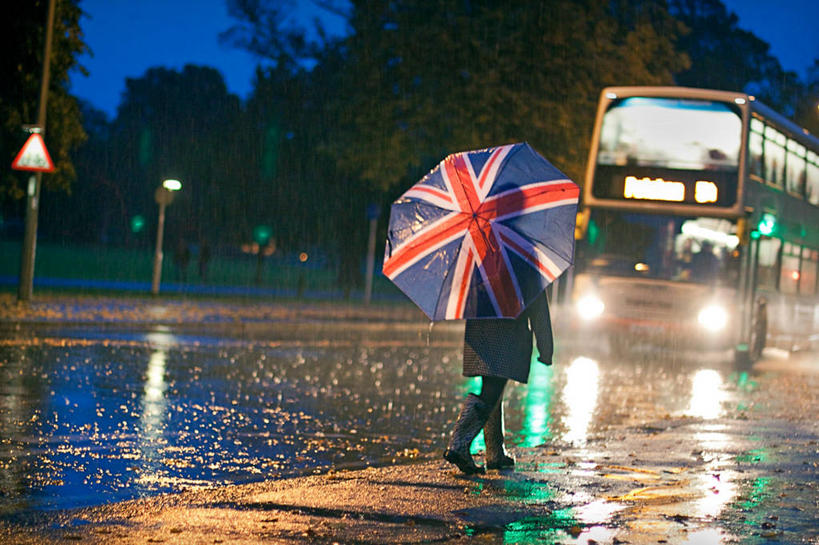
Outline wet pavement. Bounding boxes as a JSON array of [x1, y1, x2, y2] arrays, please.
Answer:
[[1, 293, 818, 544]]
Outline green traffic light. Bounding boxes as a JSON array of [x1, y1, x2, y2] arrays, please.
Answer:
[[757, 213, 776, 237], [253, 225, 273, 245], [130, 215, 146, 233]]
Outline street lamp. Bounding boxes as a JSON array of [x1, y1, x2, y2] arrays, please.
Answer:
[[151, 179, 182, 295]]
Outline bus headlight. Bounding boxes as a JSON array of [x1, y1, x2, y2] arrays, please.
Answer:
[[697, 304, 728, 331], [577, 295, 605, 320]]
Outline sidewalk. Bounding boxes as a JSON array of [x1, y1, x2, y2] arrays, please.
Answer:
[[0, 291, 430, 330]]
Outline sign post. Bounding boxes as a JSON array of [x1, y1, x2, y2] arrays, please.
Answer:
[[363, 203, 380, 305], [15, 0, 57, 304], [13, 130, 56, 303]]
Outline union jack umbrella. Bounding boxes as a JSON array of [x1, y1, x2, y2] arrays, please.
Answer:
[[383, 143, 579, 320]]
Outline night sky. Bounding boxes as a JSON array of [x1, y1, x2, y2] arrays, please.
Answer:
[[70, 0, 346, 117], [69, 0, 817, 119]]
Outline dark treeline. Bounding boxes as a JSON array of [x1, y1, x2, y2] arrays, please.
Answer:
[[2, 0, 817, 289]]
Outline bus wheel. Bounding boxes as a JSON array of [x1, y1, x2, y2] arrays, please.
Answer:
[[749, 298, 768, 361]]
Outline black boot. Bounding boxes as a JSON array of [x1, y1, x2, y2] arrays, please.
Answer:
[[484, 400, 514, 470], [444, 393, 490, 474]]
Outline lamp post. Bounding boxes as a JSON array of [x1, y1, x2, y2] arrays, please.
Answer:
[[151, 179, 182, 295]]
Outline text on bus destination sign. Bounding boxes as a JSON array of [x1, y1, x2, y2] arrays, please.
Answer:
[[623, 176, 718, 204]]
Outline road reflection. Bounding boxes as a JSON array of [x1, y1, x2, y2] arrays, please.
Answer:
[[561, 356, 600, 446], [137, 330, 174, 486], [687, 368, 726, 420], [516, 359, 554, 448]]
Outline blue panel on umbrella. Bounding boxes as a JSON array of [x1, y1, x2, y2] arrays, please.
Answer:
[[507, 249, 552, 303], [501, 205, 577, 265], [486, 144, 567, 198], [387, 201, 451, 244], [391, 237, 462, 319]]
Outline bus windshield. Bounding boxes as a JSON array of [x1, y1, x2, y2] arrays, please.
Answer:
[[581, 210, 740, 286], [597, 97, 742, 171]]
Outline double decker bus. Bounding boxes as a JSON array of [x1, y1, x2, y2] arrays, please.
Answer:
[[572, 86, 819, 361]]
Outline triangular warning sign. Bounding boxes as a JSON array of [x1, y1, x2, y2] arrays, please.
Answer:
[[12, 133, 55, 172]]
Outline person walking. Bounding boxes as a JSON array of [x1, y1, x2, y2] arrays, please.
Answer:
[[173, 237, 190, 282], [444, 289, 553, 474]]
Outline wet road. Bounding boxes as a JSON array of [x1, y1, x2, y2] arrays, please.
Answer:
[[1, 318, 818, 541], [0, 322, 467, 514]]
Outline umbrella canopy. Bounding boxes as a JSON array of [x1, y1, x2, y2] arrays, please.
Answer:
[[383, 142, 579, 320]]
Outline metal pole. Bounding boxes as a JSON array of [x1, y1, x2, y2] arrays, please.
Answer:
[[17, 0, 57, 303], [363, 216, 378, 304], [151, 201, 167, 295]]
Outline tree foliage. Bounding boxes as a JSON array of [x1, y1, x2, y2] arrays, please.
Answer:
[[666, 0, 817, 117], [13, 0, 816, 293], [38, 100, 114, 242], [107, 66, 243, 244], [331, 0, 688, 193], [0, 0, 87, 201], [793, 60, 819, 136]]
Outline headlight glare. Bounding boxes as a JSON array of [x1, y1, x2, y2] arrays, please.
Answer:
[[577, 295, 605, 320], [697, 304, 728, 331]]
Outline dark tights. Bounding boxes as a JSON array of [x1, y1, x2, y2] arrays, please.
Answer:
[[478, 375, 507, 410]]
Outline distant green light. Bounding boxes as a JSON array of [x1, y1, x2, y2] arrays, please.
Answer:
[[757, 213, 776, 236], [587, 218, 599, 245], [130, 215, 146, 233], [253, 225, 273, 245], [750, 230, 760, 240]]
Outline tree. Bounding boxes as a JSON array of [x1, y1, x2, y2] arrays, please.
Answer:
[[223, 0, 689, 291], [0, 0, 87, 203], [664, 0, 819, 129], [666, 0, 806, 113], [221, 0, 333, 72], [669, 0, 776, 90], [108, 66, 243, 246], [39, 101, 119, 243], [792, 59, 819, 136], [223, 0, 374, 288], [333, 0, 688, 192]]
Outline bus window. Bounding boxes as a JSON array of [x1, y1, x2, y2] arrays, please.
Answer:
[[688, 240, 721, 282], [581, 210, 739, 286], [597, 97, 741, 171], [786, 139, 807, 196], [806, 151, 819, 205], [800, 249, 818, 296], [764, 126, 786, 186], [756, 237, 781, 291], [779, 243, 800, 295], [748, 126, 765, 179]]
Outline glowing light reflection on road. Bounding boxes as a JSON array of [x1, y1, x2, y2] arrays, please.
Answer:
[[137, 331, 175, 485], [687, 369, 726, 420], [688, 370, 737, 530], [561, 357, 600, 446], [517, 359, 555, 448]]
